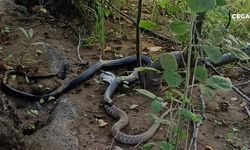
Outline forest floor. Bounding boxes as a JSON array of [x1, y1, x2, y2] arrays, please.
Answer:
[[0, 2, 250, 150]]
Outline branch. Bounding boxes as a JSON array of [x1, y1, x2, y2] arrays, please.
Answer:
[[104, 0, 176, 44]]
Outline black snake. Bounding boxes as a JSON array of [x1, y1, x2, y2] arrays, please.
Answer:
[[1, 45, 250, 144]]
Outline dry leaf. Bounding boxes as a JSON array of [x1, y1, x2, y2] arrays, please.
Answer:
[[104, 46, 112, 52], [230, 97, 238, 101], [147, 46, 162, 52], [240, 102, 247, 107], [98, 119, 108, 127], [130, 104, 139, 109], [4, 64, 13, 70], [204, 145, 213, 150]]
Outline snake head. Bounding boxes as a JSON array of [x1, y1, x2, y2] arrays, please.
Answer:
[[100, 71, 116, 84]]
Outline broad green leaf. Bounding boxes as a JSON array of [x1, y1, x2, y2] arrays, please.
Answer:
[[204, 46, 222, 63], [160, 53, 178, 72], [151, 100, 163, 113], [194, 66, 208, 83], [167, 5, 181, 13], [178, 109, 202, 122], [175, 34, 187, 43], [216, 0, 227, 6], [207, 75, 232, 90], [210, 30, 224, 45], [199, 84, 215, 99], [139, 20, 161, 30], [169, 21, 188, 34], [143, 143, 155, 150], [163, 71, 182, 87], [186, 0, 216, 13], [159, 141, 173, 150]]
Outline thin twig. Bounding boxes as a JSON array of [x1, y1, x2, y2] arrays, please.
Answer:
[[244, 105, 250, 117], [77, 33, 84, 63], [188, 106, 202, 150], [234, 80, 250, 86], [132, 141, 143, 150], [199, 93, 206, 119]]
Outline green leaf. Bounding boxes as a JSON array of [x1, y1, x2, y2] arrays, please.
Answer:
[[135, 89, 164, 101], [194, 66, 208, 83], [159, 141, 173, 150], [207, 75, 232, 90], [135, 89, 157, 99], [199, 84, 215, 99], [160, 53, 178, 72], [175, 34, 187, 43], [163, 71, 182, 87], [151, 100, 163, 113], [143, 143, 155, 150], [139, 20, 161, 30], [186, 0, 216, 13], [204, 46, 222, 63], [157, 0, 169, 8], [169, 21, 188, 34], [167, 5, 181, 13], [216, 0, 227, 6], [209, 30, 224, 45], [178, 109, 202, 122]]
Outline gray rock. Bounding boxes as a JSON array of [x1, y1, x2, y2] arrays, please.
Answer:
[[24, 97, 80, 150]]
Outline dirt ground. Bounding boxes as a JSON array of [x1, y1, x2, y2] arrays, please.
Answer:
[[0, 3, 250, 150]]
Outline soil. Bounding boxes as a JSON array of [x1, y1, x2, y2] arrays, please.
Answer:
[[0, 1, 250, 150]]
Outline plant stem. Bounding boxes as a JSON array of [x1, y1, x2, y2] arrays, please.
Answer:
[[136, 0, 142, 67]]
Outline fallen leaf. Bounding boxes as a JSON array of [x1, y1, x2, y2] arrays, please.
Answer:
[[204, 145, 213, 150], [98, 119, 108, 127], [147, 46, 162, 52], [4, 64, 13, 70], [38, 84, 43, 88], [230, 97, 237, 101], [240, 102, 247, 107], [104, 46, 112, 52], [130, 104, 139, 109]]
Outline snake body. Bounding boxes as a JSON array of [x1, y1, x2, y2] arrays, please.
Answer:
[[102, 71, 162, 144], [2, 45, 250, 144], [1, 55, 152, 105]]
